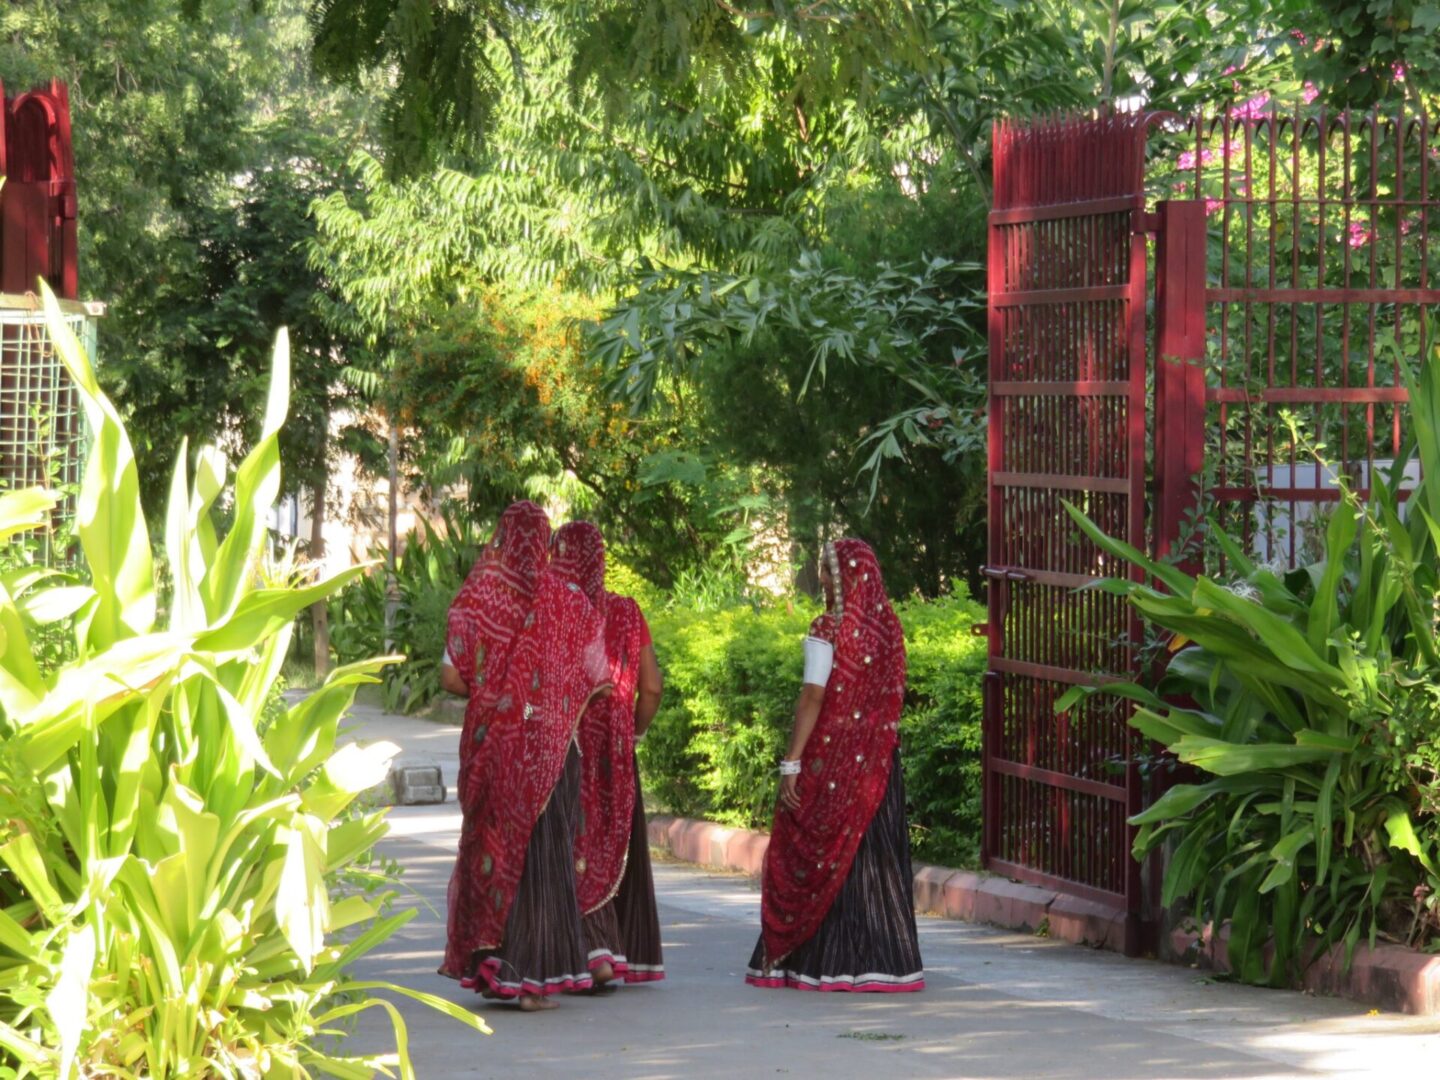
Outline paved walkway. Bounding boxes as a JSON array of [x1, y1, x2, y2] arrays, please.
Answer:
[[338, 703, 1440, 1079]]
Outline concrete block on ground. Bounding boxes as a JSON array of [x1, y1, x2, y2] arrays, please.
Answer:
[[912, 865, 956, 914], [942, 871, 986, 922], [1046, 893, 1127, 951], [973, 877, 1056, 933], [390, 763, 446, 805]]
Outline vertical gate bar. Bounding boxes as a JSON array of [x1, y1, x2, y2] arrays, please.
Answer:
[[1154, 200, 1210, 567], [984, 120, 1006, 875], [1125, 129, 1149, 945], [1266, 113, 1279, 511]]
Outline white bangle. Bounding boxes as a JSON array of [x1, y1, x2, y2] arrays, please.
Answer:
[[778, 759, 802, 776]]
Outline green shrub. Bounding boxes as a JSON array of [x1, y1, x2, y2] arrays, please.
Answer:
[[0, 291, 481, 1076], [640, 585, 986, 868], [1063, 350, 1440, 983]]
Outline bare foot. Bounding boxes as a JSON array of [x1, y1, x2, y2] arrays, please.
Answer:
[[518, 994, 557, 1012], [593, 961, 615, 986]]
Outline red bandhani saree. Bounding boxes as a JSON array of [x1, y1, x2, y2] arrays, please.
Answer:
[[757, 538, 907, 969], [551, 522, 648, 921], [443, 500, 550, 809], [443, 558, 611, 980]]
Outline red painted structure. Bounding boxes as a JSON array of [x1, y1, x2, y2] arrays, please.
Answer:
[[985, 108, 1440, 952], [0, 79, 78, 298], [985, 113, 1151, 952]]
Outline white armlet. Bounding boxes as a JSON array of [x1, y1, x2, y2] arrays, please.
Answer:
[[442, 648, 454, 668], [802, 636, 834, 688]]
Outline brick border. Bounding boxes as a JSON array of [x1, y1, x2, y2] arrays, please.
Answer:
[[647, 813, 1440, 1015]]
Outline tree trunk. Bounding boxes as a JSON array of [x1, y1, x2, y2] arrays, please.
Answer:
[[384, 417, 400, 653], [310, 455, 330, 681]]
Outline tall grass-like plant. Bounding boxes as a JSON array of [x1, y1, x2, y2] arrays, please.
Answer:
[[327, 508, 486, 714], [1062, 354, 1440, 985], [0, 287, 484, 1076]]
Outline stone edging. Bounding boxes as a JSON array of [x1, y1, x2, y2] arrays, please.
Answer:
[[1168, 922, 1440, 1016], [645, 813, 1123, 949], [646, 812, 1440, 1015]]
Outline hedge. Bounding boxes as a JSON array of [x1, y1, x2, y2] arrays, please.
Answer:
[[640, 586, 986, 869]]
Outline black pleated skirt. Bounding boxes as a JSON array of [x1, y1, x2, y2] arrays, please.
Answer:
[[746, 747, 924, 992], [467, 745, 593, 998], [580, 754, 665, 982]]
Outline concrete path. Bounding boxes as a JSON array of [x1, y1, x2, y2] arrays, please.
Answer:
[[336, 703, 1440, 1079]]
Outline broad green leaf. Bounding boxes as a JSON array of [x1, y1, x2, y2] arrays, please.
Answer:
[[1172, 736, 1339, 776], [276, 817, 329, 973], [1384, 808, 1438, 874], [46, 923, 96, 1080], [301, 741, 398, 822], [0, 487, 56, 541], [195, 566, 367, 656], [203, 329, 289, 622], [1307, 499, 1358, 655], [42, 282, 156, 649], [1259, 829, 1312, 894]]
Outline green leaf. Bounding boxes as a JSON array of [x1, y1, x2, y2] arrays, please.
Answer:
[[0, 487, 57, 542], [42, 282, 156, 649], [1259, 829, 1312, 894], [1171, 736, 1339, 776]]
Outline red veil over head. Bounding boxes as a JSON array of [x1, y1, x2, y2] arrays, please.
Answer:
[[551, 522, 648, 915], [759, 538, 907, 967], [442, 503, 612, 977], [445, 500, 551, 806]]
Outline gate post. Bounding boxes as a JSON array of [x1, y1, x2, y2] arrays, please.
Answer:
[[1153, 200, 1208, 568]]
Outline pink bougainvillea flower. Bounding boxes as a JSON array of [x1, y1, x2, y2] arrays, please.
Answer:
[[1347, 221, 1373, 247], [1223, 64, 1241, 75], [1401, 215, 1419, 236], [1289, 29, 1308, 44], [1230, 93, 1271, 120], [1205, 198, 1224, 216], [1177, 148, 1218, 170], [1302, 82, 1320, 104], [1394, 63, 1407, 82]]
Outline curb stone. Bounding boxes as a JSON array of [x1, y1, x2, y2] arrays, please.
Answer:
[[648, 811, 1440, 1015]]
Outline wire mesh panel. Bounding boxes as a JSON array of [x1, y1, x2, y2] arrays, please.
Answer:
[[0, 296, 97, 560], [1161, 110, 1440, 566], [985, 114, 1149, 937]]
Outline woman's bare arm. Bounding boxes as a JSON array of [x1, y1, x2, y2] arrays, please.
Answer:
[[635, 645, 663, 735], [439, 662, 468, 698], [779, 683, 826, 811]]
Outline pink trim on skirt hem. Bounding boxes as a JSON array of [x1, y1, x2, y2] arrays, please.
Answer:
[[744, 972, 924, 993], [461, 956, 594, 998]]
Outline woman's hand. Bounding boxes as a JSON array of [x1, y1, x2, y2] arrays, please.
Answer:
[[780, 773, 801, 812]]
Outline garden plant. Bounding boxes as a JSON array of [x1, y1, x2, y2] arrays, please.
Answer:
[[0, 289, 483, 1076], [1062, 351, 1440, 986]]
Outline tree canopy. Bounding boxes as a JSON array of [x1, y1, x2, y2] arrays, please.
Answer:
[[12, 0, 1431, 593]]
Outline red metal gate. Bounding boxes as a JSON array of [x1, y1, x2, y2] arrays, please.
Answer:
[[0, 79, 78, 299], [984, 114, 1150, 949], [1159, 110, 1440, 568], [986, 106, 1439, 947]]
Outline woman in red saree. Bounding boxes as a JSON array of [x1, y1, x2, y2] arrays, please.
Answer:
[[439, 501, 611, 1010], [550, 521, 665, 987], [746, 538, 924, 992]]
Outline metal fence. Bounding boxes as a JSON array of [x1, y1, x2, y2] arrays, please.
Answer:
[[985, 113, 1150, 949], [0, 296, 99, 560], [984, 106, 1439, 951]]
